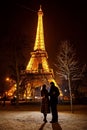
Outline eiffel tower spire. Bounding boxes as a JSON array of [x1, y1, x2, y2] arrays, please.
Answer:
[[34, 5, 45, 51]]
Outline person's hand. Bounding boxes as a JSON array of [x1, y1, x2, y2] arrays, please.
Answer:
[[41, 96, 45, 99]]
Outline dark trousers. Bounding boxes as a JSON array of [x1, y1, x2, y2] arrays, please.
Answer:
[[50, 103, 58, 121]]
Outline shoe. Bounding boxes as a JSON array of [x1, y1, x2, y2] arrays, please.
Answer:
[[50, 120, 58, 123]]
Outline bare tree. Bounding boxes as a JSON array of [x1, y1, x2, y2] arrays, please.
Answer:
[[7, 34, 26, 105], [55, 40, 83, 112]]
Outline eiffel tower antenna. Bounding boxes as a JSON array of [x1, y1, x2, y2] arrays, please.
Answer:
[[40, 5, 42, 10]]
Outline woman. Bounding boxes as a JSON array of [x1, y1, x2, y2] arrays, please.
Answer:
[[41, 84, 50, 122]]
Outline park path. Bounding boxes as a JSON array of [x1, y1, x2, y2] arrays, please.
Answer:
[[0, 110, 87, 130]]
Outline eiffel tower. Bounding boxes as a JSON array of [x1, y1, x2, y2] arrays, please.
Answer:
[[20, 6, 62, 99], [7, 6, 62, 99], [26, 6, 52, 76]]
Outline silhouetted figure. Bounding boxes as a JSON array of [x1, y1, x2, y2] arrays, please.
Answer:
[[41, 84, 50, 122], [2, 93, 6, 106], [49, 82, 60, 123], [11, 96, 16, 105]]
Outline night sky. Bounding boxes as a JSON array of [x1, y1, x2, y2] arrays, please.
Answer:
[[0, 0, 87, 85]]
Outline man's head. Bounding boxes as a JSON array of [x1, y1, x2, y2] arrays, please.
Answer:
[[50, 82, 55, 86]]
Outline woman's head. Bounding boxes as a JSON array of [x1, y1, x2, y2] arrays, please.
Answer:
[[42, 84, 46, 89]]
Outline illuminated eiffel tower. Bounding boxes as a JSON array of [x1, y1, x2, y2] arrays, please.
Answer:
[[26, 6, 52, 76], [20, 6, 62, 99], [6, 6, 62, 99]]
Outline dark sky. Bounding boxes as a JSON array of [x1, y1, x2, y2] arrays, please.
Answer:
[[0, 0, 87, 84]]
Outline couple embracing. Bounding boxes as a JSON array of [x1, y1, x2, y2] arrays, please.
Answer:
[[41, 82, 60, 123]]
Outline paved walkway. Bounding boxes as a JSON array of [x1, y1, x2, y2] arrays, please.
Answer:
[[0, 110, 87, 130]]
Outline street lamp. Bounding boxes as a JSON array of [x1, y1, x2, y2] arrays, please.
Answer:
[[6, 77, 10, 82]]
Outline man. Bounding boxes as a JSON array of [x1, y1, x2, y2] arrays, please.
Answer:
[[49, 82, 60, 123]]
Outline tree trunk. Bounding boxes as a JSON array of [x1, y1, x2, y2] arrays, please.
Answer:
[[68, 76, 73, 113], [15, 57, 19, 105]]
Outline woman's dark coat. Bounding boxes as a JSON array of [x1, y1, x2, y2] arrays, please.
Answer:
[[41, 88, 50, 114]]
